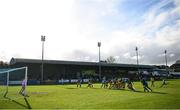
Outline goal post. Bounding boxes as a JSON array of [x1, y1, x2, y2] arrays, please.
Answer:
[[0, 67, 28, 98], [4, 71, 9, 97], [0, 70, 8, 97]]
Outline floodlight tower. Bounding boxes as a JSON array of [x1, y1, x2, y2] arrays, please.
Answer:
[[164, 50, 167, 67], [98, 42, 101, 80], [41, 35, 46, 82], [135, 46, 139, 74], [164, 50, 168, 74]]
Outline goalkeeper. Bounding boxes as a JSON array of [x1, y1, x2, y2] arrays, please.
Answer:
[[19, 78, 28, 97]]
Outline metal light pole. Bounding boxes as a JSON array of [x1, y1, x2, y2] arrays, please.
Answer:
[[164, 50, 167, 67], [135, 46, 139, 74], [164, 50, 168, 74], [41, 35, 46, 82], [98, 42, 101, 80]]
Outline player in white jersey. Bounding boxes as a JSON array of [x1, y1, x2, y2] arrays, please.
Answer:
[[19, 79, 28, 97]]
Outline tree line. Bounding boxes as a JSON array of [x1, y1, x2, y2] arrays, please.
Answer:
[[0, 60, 9, 68]]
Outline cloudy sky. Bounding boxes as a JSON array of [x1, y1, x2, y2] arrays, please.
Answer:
[[0, 0, 180, 65]]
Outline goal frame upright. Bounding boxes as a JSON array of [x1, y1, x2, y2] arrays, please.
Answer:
[[0, 66, 28, 98]]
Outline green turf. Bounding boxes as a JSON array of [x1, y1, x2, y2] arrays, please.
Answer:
[[0, 79, 180, 109]]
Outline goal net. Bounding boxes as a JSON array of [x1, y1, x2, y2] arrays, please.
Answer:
[[0, 67, 28, 99]]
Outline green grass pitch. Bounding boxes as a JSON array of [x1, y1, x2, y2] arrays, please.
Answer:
[[0, 79, 180, 109]]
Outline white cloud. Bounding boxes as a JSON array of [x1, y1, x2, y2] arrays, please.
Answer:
[[123, 53, 131, 59], [174, 0, 180, 6], [0, 0, 179, 66], [169, 53, 175, 57], [101, 0, 180, 65], [0, 0, 83, 61], [154, 25, 180, 46]]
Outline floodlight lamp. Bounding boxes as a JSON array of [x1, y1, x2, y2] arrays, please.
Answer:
[[135, 47, 138, 51], [41, 35, 45, 41], [98, 42, 101, 47]]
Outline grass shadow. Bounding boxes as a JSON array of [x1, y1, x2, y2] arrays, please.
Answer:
[[65, 87, 167, 95], [66, 87, 77, 89], [24, 97, 32, 109], [66, 87, 101, 89], [4, 96, 32, 109], [108, 88, 168, 94], [91, 87, 102, 89], [134, 90, 167, 94], [108, 88, 127, 91], [151, 91, 167, 94]]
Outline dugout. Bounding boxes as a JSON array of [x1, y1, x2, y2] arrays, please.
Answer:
[[9, 58, 156, 83]]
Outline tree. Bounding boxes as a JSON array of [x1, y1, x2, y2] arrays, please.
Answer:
[[82, 70, 98, 78], [0, 60, 9, 68], [82, 70, 96, 76], [106, 56, 116, 63]]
